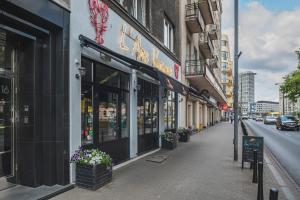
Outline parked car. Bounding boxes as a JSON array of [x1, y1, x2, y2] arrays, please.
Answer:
[[255, 117, 264, 121], [276, 115, 299, 131], [241, 115, 249, 120], [263, 116, 276, 125]]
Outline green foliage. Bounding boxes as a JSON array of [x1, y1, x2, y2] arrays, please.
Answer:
[[280, 50, 300, 102], [161, 131, 176, 143]]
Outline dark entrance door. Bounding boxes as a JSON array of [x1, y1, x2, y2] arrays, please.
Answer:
[[137, 78, 159, 154], [95, 88, 129, 164], [81, 57, 130, 164]]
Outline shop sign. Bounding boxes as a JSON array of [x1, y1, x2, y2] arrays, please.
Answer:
[[119, 24, 173, 76], [89, 0, 109, 44]]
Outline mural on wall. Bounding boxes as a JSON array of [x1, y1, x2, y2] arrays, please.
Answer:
[[89, 0, 109, 44]]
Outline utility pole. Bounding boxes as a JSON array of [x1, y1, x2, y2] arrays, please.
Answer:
[[233, 0, 239, 161]]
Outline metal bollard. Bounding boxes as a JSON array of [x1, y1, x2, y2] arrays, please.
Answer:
[[257, 162, 264, 200], [269, 188, 278, 200], [252, 150, 258, 183]]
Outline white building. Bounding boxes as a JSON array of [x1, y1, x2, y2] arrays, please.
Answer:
[[279, 90, 299, 115], [255, 101, 279, 114], [238, 71, 256, 114]]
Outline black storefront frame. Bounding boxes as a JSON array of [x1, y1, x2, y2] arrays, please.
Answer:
[[137, 78, 160, 154], [81, 56, 130, 164], [0, 1, 70, 187]]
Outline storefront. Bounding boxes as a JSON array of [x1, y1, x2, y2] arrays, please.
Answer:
[[69, 0, 187, 182], [0, 0, 70, 187]]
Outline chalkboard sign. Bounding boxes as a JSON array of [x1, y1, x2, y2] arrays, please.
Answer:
[[242, 136, 264, 168]]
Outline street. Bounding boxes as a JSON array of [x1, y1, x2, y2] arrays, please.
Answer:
[[244, 119, 300, 186]]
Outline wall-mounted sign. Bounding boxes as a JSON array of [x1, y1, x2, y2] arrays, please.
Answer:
[[88, 0, 109, 44]]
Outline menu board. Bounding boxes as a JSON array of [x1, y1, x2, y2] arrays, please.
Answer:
[[242, 136, 264, 168]]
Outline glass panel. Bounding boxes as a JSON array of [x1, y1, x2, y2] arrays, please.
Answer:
[[152, 99, 158, 133], [144, 99, 151, 134], [137, 79, 144, 135], [81, 58, 93, 82], [121, 92, 129, 138], [99, 92, 118, 142], [81, 83, 93, 145], [95, 64, 120, 88], [0, 29, 15, 177]]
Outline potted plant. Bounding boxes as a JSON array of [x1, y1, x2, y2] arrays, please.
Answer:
[[177, 127, 191, 142], [71, 148, 112, 190], [161, 131, 177, 150]]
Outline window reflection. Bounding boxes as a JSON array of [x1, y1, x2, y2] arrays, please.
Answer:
[[164, 91, 176, 130], [137, 78, 159, 135]]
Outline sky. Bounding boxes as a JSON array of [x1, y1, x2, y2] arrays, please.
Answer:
[[222, 0, 300, 102]]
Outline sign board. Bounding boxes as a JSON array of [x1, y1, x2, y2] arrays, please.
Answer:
[[242, 136, 264, 168]]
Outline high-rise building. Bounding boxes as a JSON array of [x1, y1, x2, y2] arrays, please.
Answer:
[[238, 71, 256, 114], [220, 34, 233, 109]]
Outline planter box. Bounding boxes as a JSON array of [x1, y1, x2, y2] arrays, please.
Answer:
[[161, 139, 177, 150], [179, 133, 190, 142], [76, 164, 112, 190]]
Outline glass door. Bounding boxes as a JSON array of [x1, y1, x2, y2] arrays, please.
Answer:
[[0, 29, 17, 178]]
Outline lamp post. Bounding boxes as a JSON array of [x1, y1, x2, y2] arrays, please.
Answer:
[[233, 0, 241, 161]]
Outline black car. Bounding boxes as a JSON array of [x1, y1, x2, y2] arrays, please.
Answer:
[[276, 115, 299, 131]]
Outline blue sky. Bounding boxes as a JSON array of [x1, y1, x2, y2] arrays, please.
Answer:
[[240, 0, 300, 11], [222, 0, 300, 102]]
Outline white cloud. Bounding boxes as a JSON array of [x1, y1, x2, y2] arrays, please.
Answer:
[[222, 1, 300, 101]]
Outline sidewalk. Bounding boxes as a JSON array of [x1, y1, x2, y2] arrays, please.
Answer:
[[52, 123, 287, 200]]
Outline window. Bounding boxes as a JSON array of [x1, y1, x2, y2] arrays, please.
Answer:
[[137, 78, 159, 135], [164, 91, 177, 130], [222, 62, 227, 69], [222, 51, 228, 60], [164, 17, 174, 51], [117, 0, 150, 27], [221, 40, 227, 47], [186, 39, 191, 60]]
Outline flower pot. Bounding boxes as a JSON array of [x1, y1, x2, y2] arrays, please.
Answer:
[[161, 139, 177, 150], [179, 132, 190, 142], [76, 164, 112, 190]]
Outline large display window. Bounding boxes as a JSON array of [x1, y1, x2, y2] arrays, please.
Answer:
[[137, 78, 159, 153], [81, 57, 130, 163], [164, 91, 177, 130]]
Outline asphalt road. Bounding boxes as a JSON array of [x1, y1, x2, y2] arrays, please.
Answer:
[[244, 119, 300, 186]]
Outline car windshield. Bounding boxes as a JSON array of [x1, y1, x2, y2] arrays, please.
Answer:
[[266, 116, 274, 119], [281, 116, 296, 121]]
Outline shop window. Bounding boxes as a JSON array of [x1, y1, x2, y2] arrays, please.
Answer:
[[137, 78, 159, 135], [164, 91, 176, 130], [164, 17, 174, 52]]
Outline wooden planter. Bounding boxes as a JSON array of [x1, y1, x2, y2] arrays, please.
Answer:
[[161, 139, 177, 150], [179, 132, 190, 142], [76, 164, 112, 190]]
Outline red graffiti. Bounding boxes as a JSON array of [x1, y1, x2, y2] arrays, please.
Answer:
[[174, 63, 180, 80], [89, 0, 109, 44]]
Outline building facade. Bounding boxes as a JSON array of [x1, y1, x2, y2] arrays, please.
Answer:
[[220, 34, 233, 117], [238, 71, 256, 114], [179, 0, 225, 129], [279, 90, 299, 115], [0, 0, 70, 187], [255, 101, 279, 114]]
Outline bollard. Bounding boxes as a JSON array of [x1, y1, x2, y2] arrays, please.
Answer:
[[257, 162, 264, 200], [252, 150, 258, 183], [269, 188, 278, 200]]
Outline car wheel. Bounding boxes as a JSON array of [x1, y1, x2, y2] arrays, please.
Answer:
[[276, 126, 279, 130]]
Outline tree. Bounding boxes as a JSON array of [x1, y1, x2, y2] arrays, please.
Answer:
[[280, 49, 300, 102]]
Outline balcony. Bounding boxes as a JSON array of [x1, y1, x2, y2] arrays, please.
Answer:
[[211, 0, 222, 12], [209, 55, 219, 68], [185, 3, 205, 33], [198, 0, 214, 25], [206, 24, 218, 40], [199, 32, 213, 59], [185, 59, 226, 103]]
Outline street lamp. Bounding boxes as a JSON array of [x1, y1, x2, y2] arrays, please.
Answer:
[[275, 83, 284, 115], [233, 0, 239, 161]]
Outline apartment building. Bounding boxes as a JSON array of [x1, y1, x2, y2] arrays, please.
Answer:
[[279, 90, 299, 115], [239, 71, 256, 114], [255, 101, 279, 114], [179, 0, 225, 129], [220, 34, 233, 112]]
